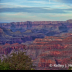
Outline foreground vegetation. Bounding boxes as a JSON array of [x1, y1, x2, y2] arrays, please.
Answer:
[[0, 48, 35, 70], [0, 47, 72, 70]]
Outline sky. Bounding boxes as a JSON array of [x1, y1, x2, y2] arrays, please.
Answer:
[[0, 0, 72, 23]]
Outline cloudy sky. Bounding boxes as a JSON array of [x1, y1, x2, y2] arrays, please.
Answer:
[[0, 0, 72, 23]]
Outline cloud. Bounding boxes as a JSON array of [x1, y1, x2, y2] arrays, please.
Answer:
[[0, 12, 55, 22], [0, 0, 72, 9], [0, 0, 72, 22], [53, 0, 72, 4], [29, 1, 49, 4], [25, 0, 56, 4], [0, 7, 68, 13], [0, 12, 72, 22], [25, 0, 72, 4], [0, 2, 32, 8], [43, 4, 72, 9], [1, 0, 72, 4]]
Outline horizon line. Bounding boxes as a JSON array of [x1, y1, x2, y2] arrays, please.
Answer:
[[0, 19, 72, 23]]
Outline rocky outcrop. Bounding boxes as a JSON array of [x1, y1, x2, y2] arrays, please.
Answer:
[[26, 35, 72, 70], [67, 19, 72, 23], [0, 27, 45, 45], [0, 43, 26, 55], [0, 19, 71, 33]]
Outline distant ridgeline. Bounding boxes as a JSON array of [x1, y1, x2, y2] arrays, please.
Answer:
[[0, 19, 72, 45], [0, 19, 72, 25], [0, 19, 72, 30]]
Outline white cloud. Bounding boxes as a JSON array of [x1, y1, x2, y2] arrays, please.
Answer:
[[27, 0, 58, 4], [49, 13, 72, 17], [0, 1, 71, 9], [51, 4, 72, 9], [0, 2, 31, 8], [0, 12, 55, 22], [53, 0, 72, 4], [0, 12, 72, 22], [28, 1, 49, 4]]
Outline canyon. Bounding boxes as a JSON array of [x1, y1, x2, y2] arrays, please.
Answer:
[[0, 35, 72, 70], [0, 19, 72, 45], [0, 19, 72, 70]]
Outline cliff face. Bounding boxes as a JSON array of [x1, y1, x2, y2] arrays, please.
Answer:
[[0, 43, 26, 55], [0, 20, 71, 31], [0, 20, 72, 70], [0, 35, 72, 70], [0, 20, 72, 45], [67, 19, 72, 23], [25, 35, 72, 70], [0, 27, 45, 45], [0, 20, 71, 38]]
